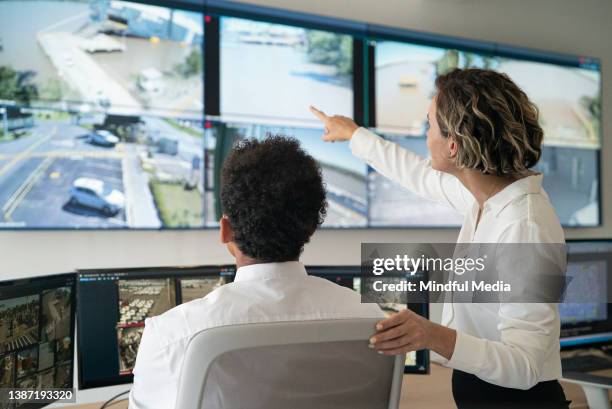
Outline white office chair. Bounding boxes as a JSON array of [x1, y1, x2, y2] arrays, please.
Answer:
[[175, 318, 405, 409]]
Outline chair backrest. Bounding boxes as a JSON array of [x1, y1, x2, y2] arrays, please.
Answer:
[[175, 318, 405, 409]]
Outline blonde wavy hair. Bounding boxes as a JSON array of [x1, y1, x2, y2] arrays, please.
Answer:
[[434, 68, 543, 177]]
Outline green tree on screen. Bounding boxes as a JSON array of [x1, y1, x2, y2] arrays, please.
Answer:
[[305, 31, 352, 76], [0, 66, 39, 104]]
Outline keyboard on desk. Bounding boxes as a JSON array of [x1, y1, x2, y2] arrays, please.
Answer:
[[562, 354, 612, 373]]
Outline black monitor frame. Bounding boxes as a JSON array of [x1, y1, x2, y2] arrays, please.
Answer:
[[76, 265, 235, 390], [305, 265, 430, 374], [0, 272, 77, 409], [560, 239, 612, 350]]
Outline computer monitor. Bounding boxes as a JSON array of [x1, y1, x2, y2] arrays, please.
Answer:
[[306, 265, 429, 374], [0, 273, 76, 408], [76, 265, 235, 389], [560, 240, 612, 348]]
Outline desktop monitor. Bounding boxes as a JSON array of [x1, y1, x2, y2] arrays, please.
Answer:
[[306, 265, 430, 374], [560, 240, 612, 349], [0, 273, 76, 408], [77, 265, 235, 389]]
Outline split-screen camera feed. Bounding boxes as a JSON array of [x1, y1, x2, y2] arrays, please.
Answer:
[[0, 0, 205, 230], [220, 17, 353, 123], [374, 41, 601, 227], [204, 121, 368, 228], [115, 275, 229, 375], [117, 278, 175, 374], [0, 285, 73, 406]]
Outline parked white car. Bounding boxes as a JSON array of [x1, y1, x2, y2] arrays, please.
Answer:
[[69, 178, 125, 216], [88, 130, 119, 147]]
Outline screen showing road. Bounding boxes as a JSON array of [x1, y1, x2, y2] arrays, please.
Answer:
[[0, 110, 204, 229], [204, 120, 367, 228], [0, 0, 203, 117], [374, 40, 601, 226], [220, 16, 353, 123], [0, 0, 205, 229]]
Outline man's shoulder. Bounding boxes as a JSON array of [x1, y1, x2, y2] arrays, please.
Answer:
[[299, 275, 385, 318], [146, 283, 238, 349]]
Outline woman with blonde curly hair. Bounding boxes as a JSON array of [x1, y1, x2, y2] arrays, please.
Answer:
[[311, 68, 568, 408]]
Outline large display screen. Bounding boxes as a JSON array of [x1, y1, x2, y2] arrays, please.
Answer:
[[220, 16, 353, 123], [0, 0, 203, 117], [0, 0, 602, 229], [374, 41, 601, 227], [0, 109, 204, 229], [0, 0, 205, 229]]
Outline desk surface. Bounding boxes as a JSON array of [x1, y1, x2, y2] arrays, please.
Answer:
[[71, 364, 592, 409]]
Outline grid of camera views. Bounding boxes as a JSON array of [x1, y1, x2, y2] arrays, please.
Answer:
[[0, 0, 205, 229], [0, 286, 72, 407], [374, 41, 601, 227], [115, 275, 229, 375], [0, 1, 603, 229]]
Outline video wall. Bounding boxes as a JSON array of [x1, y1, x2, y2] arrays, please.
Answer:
[[0, 0, 602, 229]]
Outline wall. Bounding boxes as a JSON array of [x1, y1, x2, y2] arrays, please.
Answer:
[[3, 0, 610, 405]]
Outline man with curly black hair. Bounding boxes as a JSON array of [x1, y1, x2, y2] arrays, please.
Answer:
[[129, 135, 383, 409], [219, 135, 327, 263]]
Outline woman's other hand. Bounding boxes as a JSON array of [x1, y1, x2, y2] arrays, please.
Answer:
[[309, 105, 359, 142], [370, 309, 457, 359]]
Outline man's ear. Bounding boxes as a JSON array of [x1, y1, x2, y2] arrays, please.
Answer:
[[219, 215, 233, 244]]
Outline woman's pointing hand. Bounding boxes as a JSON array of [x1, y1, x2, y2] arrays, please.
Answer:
[[309, 105, 359, 142]]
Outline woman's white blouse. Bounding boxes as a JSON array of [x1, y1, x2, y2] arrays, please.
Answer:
[[350, 127, 565, 390]]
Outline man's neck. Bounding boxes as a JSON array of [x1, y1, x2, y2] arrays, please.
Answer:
[[235, 254, 261, 270], [234, 255, 299, 270]]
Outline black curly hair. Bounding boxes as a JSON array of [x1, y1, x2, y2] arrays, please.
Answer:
[[221, 135, 327, 262]]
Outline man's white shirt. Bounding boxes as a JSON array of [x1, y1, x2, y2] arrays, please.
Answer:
[[350, 127, 565, 390], [128, 261, 383, 409]]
